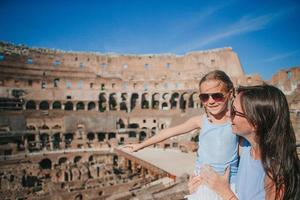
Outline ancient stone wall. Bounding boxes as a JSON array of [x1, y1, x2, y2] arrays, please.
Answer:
[[0, 42, 299, 199]]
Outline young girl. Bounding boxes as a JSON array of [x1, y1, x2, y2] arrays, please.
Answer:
[[124, 70, 238, 200]]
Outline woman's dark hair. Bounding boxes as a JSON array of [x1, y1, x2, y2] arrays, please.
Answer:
[[237, 84, 300, 200], [199, 70, 234, 94]]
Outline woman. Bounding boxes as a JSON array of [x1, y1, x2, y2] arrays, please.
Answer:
[[191, 84, 300, 200]]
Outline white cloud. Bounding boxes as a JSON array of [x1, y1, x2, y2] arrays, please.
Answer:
[[169, 1, 235, 36], [173, 9, 290, 53], [264, 50, 299, 62]]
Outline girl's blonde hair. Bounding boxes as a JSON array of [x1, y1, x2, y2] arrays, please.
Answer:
[[199, 70, 234, 94]]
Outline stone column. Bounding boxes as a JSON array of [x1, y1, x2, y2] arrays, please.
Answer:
[[116, 93, 121, 111], [84, 102, 88, 111], [24, 137, 29, 153], [95, 102, 99, 111]]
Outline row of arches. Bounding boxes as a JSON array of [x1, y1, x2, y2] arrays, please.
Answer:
[[17, 129, 155, 153], [24, 92, 201, 112], [39, 154, 97, 170], [25, 101, 96, 111], [27, 131, 149, 143]]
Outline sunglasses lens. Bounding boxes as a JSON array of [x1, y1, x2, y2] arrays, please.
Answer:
[[200, 94, 209, 102], [211, 93, 224, 102]]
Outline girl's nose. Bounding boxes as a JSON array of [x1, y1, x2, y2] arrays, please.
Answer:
[[207, 96, 215, 103]]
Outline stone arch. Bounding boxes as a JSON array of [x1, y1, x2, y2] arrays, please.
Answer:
[[87, 132, 95, 141], [120, 93, 128, 112], [26, 100, 36, 110], [39, 158, 52, 169], [98, 93, 107, 112], [98, 191, 104, 197], [118, 118, 125, 129], [64, 133, 74, 147], [88, 155, 94, 162], [58, 157, 68, 165], [141, 93, 150, 109], [97, 132, 106, 142], [65, 101, 73, 111], [170, 92, 179, 109], [121, 93, 128, 101], [26, 134, 35, 142], [109, 93, 117, 110], [119, 136, 125, 144], [162, 93, 169, 100], [131, 93, 139, 110], [120, 102, 127, 112], [189, 92, 199, 108], [74, 156, 82, 164], [52, 101, 62, 109], [128, 123, 139, 129], [64, 171, 69, 182], [40, 133, 49, 148], [151, 127, 156, 136], [52, 124, 61, 130], [129, 131, 136, 138], [180, 93, 188, 110], [113, 155, 118, 166], [39, 101, 49, 110], [40, 124, 49, 130], [87, 102, 96, 110], [74, 194, 83, 200], [152, 93, 160, 109], [76, 101, 85, 110], [108, 132, 116, 140], [162, 102, 169, 110], [139, 131, 147, 142], [53, 132, 61, 149], [26, 125, 36, 130]]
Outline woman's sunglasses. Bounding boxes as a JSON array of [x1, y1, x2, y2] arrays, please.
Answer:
[[199, 93, 225, 102], [230, 105, 247, 118]]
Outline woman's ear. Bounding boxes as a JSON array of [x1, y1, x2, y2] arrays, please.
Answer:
[[251, 123, 257, 132]]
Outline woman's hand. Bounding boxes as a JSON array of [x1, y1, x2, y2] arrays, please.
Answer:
[[121, 143, 143, 153], [188, 174, 203, 194], [200, 165, 237, 200]]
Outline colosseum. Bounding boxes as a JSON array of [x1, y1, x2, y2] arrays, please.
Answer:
[[0, 41, 299, 200]]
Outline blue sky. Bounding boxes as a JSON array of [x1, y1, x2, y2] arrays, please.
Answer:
[[0, 0, 299, 80]]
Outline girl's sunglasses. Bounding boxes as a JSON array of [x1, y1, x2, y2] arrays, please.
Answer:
[[199, 93, 225, 102]]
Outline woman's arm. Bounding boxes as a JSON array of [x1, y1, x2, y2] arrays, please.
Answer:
[[200, 165, 238, 200], [123, 115, 203, 152]]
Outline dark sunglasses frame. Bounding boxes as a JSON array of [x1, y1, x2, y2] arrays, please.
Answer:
[[199, 92, 225, 102], [230, 104, 248, 118]]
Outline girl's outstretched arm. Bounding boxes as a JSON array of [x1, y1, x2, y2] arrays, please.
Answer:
[[122, 115, 203, 153]]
